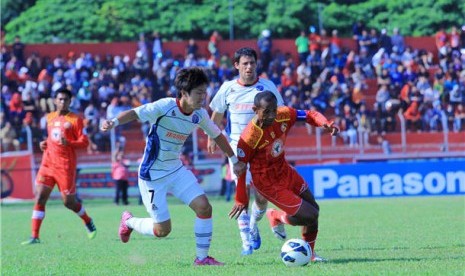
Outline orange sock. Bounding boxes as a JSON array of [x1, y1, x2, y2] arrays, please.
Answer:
[[31, 204, 45, 238], [73, 203, 92, 224], [302, 230, 318, 253]]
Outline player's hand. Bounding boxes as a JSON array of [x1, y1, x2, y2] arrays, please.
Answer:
[[39, 141, 47, 151], [229, 203, 248, 220], [323, 122, 339, 136], [233, 161, 247, 178], [207, 137, 218, 153], [100, 119, 115, 132]]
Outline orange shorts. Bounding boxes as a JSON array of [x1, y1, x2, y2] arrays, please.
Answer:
[[36, 165, 77, 195], [252, 166, 307, 216]]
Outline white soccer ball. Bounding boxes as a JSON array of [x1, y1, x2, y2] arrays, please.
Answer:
[[280, 238, 311, 267]]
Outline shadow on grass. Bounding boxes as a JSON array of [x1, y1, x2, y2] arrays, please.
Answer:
[[327, 243, 465, 252], [330, 254, 465, 264]]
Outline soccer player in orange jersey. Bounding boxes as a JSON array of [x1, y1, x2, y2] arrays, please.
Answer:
[[229, 91, 338, 262], [22, 88, 96, 245]]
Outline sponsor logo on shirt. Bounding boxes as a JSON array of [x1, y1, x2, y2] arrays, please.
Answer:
[[192, 114, 199, 124], [256, 85, 264, 91], [165, 131, 188, 141], [271, 139, 284, 157], [234, 103, 254, 110], [237, 148, 245, 157]]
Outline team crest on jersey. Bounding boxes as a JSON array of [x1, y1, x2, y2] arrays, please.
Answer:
[[192, 114, 199, 124], [237, 148, 245, 157], [281, 123, 288, 133], [256, 85, 264, 91], [271, 139, 284, 157], [171, 110, 176, 117], [270, 132, 275, 139]]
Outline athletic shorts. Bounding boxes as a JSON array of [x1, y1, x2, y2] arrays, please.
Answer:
[[35, 165, 77, 195], [138, 166, 205, 223], [252, 166, 307, 216]]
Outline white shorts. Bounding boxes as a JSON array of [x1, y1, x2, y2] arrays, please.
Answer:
[[138, 166, 204, 223]]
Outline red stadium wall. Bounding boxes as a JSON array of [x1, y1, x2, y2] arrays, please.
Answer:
[[23, 37, 436, 64]]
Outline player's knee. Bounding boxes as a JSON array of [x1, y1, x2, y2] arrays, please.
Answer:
[[254, 194, 268, 208], [196, 202, 212, 217], [153, 226, 171, 237]]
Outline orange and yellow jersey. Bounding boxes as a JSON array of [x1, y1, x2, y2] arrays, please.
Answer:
[[41, 111, 89, 172], [235, 106, 331, 205]]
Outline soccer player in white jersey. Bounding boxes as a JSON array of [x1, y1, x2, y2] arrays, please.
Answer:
[[101, 67, 246, 266], [208, 47, 284, 255]]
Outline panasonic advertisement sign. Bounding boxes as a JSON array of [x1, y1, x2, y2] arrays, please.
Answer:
[[296, 160, 465, 199]]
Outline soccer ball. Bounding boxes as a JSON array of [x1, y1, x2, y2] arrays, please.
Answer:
[[280, 238, 311, 267]]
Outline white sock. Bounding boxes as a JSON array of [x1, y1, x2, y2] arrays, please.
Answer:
[[194, 217, 212, 260], [126, 217, 154, 236], [238, 211, 251, 249], [250, 201, 266, 233]]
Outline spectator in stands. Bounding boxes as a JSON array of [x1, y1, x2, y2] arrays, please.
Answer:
[[151, 31, 163, 61], [208, 30, 221, 62], [352, 20, 365, 53], [257, 29, 273, 73], [309, 26, 321, 56], [1, 121, 20, 152], [295, 30, 309, 64], [12, 36, 25, 65], [379, 28, 392, 54], [435, 27, 449, 56], [186, 38, 199, 58], [391, 27, 405, 54], [404, 101, 422, 132], [330, 29, 342, 61], [453, 104, 465, 132]]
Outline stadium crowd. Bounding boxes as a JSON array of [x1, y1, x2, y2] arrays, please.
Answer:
[[1, 25, 465, 153]]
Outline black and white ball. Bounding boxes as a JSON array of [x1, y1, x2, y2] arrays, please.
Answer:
[[280, 238, 311, 267]]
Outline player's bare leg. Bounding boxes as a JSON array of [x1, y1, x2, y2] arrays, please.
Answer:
[[21, 185, 52, 245], [62, 193, 96, 239]]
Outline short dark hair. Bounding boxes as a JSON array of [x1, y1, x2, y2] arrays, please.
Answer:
[[55, 87, 72, 99], [234, 47, 257, 64], [174, 67, 209, 99], [254, 90, 277, 107]]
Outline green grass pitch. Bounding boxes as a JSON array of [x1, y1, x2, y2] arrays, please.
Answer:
[[2, 196, 464, 275]]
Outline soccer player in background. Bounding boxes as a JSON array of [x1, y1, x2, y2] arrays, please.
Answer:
[[101, 67, 246, 266], [229, 91, 339, 262], [22, 88, 96, 245], [208, 47, 284, 255]]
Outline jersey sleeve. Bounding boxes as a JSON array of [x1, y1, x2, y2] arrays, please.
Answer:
[[198, 109, 222, 138], [68, 116, 89, 149], [134, 100, 163, 124], [235, 137, 255, 205], [209, 82, 229, 113]]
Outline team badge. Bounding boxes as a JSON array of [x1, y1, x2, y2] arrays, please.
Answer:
[[271, 139, 284, 157], [192, 114, 199, 124], [237, 148, 245, 158], [281, 123, 287, 133], [270, 132, 275, 139], [171, 110, 176, 116], [256, 85, 264, 91]]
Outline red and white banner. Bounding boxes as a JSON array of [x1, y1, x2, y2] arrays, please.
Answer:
[[1, 151, 35, 200]]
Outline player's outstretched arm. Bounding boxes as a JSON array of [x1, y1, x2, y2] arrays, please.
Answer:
[[213, 133, 247, 176], [207, 111, 224, 153], [101, 110, 138, 132], [229, 174, 248, 220]]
